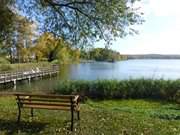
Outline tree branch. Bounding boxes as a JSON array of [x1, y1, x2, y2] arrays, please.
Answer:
[[46, 0, 93, 18], [45, 0, 93, 7], [48, 3, 72, 29]]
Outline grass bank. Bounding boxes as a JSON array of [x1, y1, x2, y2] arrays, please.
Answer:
[[54, 79, 180, 103], [0, 96, 179, 135], [0, 62, 53, 72]]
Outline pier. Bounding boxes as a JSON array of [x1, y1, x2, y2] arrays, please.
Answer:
[[0, 66, 59, 85]]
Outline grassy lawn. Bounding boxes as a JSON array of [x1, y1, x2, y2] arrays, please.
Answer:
[[0, 96, 180, 135]]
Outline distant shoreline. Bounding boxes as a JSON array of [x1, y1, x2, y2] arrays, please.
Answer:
[[122, 54, 180, 59]]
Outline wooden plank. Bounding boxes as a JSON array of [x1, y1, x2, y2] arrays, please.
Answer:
[[23, 104, 70, 110], [15, 93, 77, 99], [17, 98, 71, 103], [20, 101, 72, 107]]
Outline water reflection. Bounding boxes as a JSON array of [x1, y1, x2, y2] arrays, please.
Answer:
[[58, 64, 71, 80]]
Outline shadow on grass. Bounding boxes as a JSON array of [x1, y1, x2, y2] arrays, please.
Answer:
[[165, 106, 180, 111], [0, 119, 47, 135], [157, 115, 180, 120], [151, 113, 180, 121]]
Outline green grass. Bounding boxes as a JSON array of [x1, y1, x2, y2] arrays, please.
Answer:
[[0, 62, 53, 72], [0, 57, 10, 64], [0, 96, 179, 135]]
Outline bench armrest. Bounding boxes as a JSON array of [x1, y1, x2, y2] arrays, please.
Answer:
[[73, 95, 79, 103]]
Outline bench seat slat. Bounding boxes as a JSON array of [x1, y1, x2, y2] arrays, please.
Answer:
[[23, 104, 70, 110], [20, 102, 73, 107]]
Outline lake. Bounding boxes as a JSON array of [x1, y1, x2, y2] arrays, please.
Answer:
[[2, 59, 180, 92], [66, 59, 180, 80]]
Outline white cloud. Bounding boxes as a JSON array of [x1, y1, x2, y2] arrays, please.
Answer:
[[148, 0, 180, 17], [134, 0, 180, 17]]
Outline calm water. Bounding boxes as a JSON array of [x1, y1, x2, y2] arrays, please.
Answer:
[[2, 59, 180, 92]]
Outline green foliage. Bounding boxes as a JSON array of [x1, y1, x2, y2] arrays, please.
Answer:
[[16, 0, 144, 46], [0, 0, 15, 43], [34, 33, 56, 61], [51, 59, 59, 64], [33, 32, 81, 63], [174, 90, 180, 103], [54, 79, 180, 103], [81, 48, 124, 62], [1, 14, 36, 63]]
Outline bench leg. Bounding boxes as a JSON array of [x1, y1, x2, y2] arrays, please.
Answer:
[[77, 111, 80, 120], [31, 108, 34, 117], [71, 110, 74, 131], [17, 104, 21, 123]]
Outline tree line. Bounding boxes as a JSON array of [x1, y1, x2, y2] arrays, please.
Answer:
[[81, 48, 127, 62], [1, 26, 125, 63]]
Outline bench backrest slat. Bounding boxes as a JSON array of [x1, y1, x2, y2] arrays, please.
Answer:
[[15, 93, 76, 99], [16, 98, 72, 103]]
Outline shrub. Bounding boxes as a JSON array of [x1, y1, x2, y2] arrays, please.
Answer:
[[51, 59, 59, 64], [54, 79, 180, 103], [0, 57, 10, 64], [174, 90, 180, 103], [0, 64, 12, 71]]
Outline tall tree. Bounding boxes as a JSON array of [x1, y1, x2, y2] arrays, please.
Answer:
[[16, 0, 144, 47], [0, 15, 36, 63], [0, 0, 15, 43], [15, 16, 36, 63]]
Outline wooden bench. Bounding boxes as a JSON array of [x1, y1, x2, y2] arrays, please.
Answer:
[[15, 93, 80, 131]]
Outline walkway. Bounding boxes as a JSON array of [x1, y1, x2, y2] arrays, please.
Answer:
[[0, 66, 59, 85]]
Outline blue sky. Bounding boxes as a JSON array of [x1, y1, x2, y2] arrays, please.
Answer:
[[96, 0, 180, 54]]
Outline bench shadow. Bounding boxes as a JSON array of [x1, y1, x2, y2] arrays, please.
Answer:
[[0, 119, 47, 135]]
